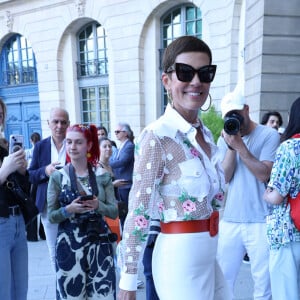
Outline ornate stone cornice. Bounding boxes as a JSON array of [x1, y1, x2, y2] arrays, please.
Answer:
[[6, 10, 13, 32], [75, 0, 86, 17]]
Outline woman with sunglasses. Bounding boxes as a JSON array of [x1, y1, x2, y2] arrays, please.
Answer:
[[118, 36, 229, 300], [47, 124, 118, 300]]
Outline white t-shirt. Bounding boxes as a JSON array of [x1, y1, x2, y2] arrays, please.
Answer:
[[217, 124, 280, 222]]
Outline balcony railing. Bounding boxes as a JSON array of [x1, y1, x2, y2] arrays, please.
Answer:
[[1, 67, 37, 86], [76, 59, 108, 78]]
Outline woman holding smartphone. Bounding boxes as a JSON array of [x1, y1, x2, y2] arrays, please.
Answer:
[[47, 124, 118, 300], [0, 98, 29, 300]]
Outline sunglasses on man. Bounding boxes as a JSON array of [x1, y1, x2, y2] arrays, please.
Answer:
[[167, 63, 217, 83]]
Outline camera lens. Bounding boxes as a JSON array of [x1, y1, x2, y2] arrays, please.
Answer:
[[223, 113, 244, 135], [224, 117, 240, 135]]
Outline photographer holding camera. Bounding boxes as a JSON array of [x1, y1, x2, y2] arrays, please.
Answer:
[[216, 90, 280, 300], [47, 124, 118, 300]]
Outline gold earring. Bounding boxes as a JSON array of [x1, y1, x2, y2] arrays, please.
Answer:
[[87, 152, 91, 158], [167, 89, 174, 107], [200, 93, 212, 112]]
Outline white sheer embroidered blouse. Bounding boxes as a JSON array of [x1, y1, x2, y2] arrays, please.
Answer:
[[118, 104, 225, 290]]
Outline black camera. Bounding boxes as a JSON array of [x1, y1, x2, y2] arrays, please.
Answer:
[[75, 212, 103, 241], [224, 112, 244, 135], [86, 214, 104, 242], [77, 212, 117, 243]]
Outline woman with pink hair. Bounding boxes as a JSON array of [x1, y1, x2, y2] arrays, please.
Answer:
[[47, 124, 118, 299]]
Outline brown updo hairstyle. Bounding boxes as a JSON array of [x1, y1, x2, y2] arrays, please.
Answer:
[[162, 36, 213, 73], [66, 124, 100, 166]]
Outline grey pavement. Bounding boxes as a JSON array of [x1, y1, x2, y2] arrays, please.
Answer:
[[28, 240, 253, 300]]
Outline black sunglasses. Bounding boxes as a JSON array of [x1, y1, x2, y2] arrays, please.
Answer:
[[167, 63, 217, 83], [115, 130, 125, 134]]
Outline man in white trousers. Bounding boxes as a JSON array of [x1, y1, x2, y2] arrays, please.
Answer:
[[217, 91, 280, 300]]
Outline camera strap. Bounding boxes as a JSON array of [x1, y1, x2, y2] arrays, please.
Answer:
[[68, 163, 99, 197]]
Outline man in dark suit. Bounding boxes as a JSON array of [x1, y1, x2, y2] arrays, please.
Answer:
[[110, 122, 134, 229], [28, 107, 69, 271]]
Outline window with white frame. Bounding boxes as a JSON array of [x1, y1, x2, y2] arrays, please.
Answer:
[[160, 5, 202, 112], [77, 22, 110, 131]]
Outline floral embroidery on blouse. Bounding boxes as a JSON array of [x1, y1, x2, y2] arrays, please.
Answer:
[[178, 190, 197, 220], [183, 138, 201, 158], [132, 203, 150, 242], [182, 133, 225, 212], [134, 143, 140, 156], [212, 192, 225, 210]]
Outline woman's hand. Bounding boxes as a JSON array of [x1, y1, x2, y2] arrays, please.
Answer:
[[0, 149, 27, 184], [66, 196, 99, 214], [1, 148, 26, 176], [81, 196, 99, 211], [118, 289, 136, 300], [263, 187, 284, 205]]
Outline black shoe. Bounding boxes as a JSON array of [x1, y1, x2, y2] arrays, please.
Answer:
[[39, 234, 46, 240], [27, 237, 38, 242], [39, 224, 46, 240], [243, 253, 250, 264]]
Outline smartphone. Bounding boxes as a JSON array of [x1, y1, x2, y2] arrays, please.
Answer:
[[9, 134, 24, 154], [80, 195, 93, 201]]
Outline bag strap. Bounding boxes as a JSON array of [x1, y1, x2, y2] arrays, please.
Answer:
[[66, 163, 99, 197]]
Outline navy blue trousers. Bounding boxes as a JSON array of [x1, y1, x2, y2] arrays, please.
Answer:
[[142, 245, 160, 300]]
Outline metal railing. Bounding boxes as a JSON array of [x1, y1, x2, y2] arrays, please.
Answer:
[[1, 67, 37, 86], [76, 59, 108, 78]]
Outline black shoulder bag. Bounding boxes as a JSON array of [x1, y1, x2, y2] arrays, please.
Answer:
[[6, 172, 39, 226]]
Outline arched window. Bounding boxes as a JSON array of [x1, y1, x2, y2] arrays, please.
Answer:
[[160, 5, 202, 111], [76, 22, 110, 131], [0, 34, 37, 86]]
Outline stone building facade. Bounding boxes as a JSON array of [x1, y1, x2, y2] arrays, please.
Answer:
[[0, 0, 299, 145]]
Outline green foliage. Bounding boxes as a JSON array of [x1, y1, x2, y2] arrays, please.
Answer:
[[200, 105, 224, 143]]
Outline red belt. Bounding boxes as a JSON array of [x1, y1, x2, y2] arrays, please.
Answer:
[[160, 211, 219, 237]]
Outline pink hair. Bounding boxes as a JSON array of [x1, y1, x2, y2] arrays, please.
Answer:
[[66, 124, 100, 166]]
